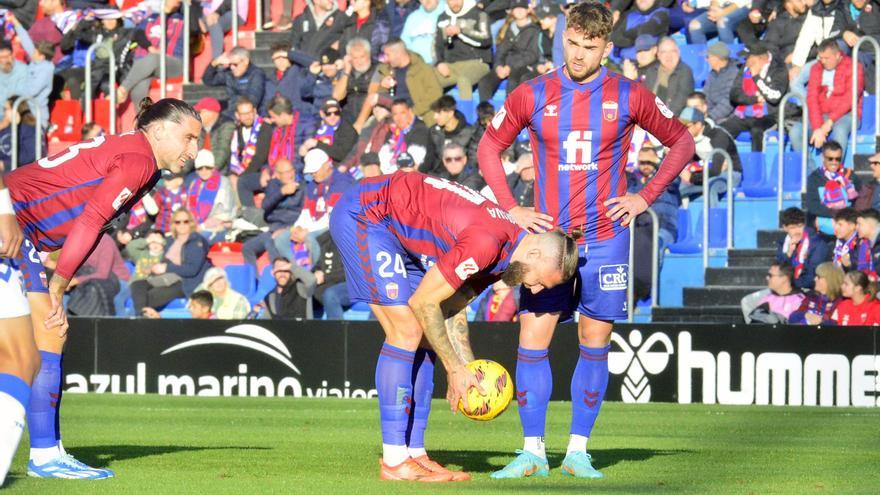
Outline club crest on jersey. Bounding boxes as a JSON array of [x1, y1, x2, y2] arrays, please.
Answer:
[[492, 107, 507, 129], [544, 104, 558, 117], [386, 282, 399, 299], [454, 258, 479, 280], [602, 101, 618, 121], [112, 187, 133, 210], [654, 97, 673, 119]]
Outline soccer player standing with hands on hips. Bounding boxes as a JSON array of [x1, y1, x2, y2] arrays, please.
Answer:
[[2, 98, 201, 480], [478, 2, 695, 479], [330, 170, 580, 482]]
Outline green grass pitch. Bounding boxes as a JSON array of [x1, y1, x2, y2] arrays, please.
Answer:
[[3, 395, 879, 494]]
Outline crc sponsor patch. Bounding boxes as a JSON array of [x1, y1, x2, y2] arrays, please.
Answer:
[[599, 264, 628, 291]]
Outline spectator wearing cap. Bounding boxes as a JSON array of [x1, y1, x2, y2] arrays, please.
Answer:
[[643, 37, 694, 115], [434, 0, 492, 101], [758, 0, 807, 64], [703, 42, 738, 125], [301, 47, 347, 119], [687, 0, 751, 45], [290, 0, 348, 57], [791, 38, 863, 156], [0, 40, 26, 122], [193, 97, 235, 174], [117, 0, 200, 105], [188, 150, 237, 244], [299, 98, 358, 164], [621, 34, 658, 82], [720, 42, 787, 151], [679, 106, 743, 206], [335, 37, 377, 124], [378, 98, 436, 173], [429, 95, 476, 165], [195, 267, 252, 320], [340, 0, 391, 61], [360, 38, 443, 130], [287, 149, 355, 250], [776, 207, 829, 290], [478, 0, 541, 100], [260, 257, 316, 319], [401, 0, 445, 65], [535, 3, 562, 74], [242, 158, 305, 267], [855, 151, 880, 211], [204, 46, 268, 120], [201, 0, 247, 60], [611, 0, 671, 62], [237, 95, 316, 208], [341, 96, 392, 169]]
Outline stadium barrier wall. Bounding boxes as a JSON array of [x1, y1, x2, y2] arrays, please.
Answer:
[[62, 319, 879, 408]]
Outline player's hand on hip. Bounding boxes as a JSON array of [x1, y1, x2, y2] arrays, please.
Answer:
[[46, 290, 69, 338], [0, 213, 23, 259], [446, 365, 486, 413], [509, 206, 554, 233], [604, 193, 648, 227]]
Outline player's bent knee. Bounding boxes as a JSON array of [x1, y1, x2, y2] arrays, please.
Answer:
[[577, 316, 614, 347]]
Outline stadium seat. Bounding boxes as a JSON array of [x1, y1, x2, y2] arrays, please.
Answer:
[[668, 208, 700, 254], [163, 298, 189, 310], [343, 302, 373, 320], [860, 94, 877, 136], [708, 207, 727, 248], [251, 264, 276, 306], [225, 263, 257, 301], [782, 151, 804, 192], [740, 151, 776, 197], [680, 44, 708, 88], [456, 98, 476, 126]]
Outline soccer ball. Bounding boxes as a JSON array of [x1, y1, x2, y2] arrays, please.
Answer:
[[458, 359, 514, 421]]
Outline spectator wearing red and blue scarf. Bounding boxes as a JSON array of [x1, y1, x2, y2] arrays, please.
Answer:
[[776, 207, 829, 290], [805, 141, 861, 232], [188, 150, 237, 244], [855, 209, 880, 281], [153, 174, 188, 234]]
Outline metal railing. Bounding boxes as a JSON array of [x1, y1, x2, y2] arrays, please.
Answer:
[[852, 36, 880, 161], [627, 207, 659, 323], [256, 0, 263, 32], [776, 92, 808, 212], [84, 40, 117, 134], [160, 7, 167, 98], [232, 0, 240, 45], [10, 96, 42, 170], [183, 0, 191, 83], [702, 148, 735, 269]]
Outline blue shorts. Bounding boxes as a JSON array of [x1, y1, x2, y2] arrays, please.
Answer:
[[520, 229, 630, 321], [330, 191, 427, 306], [17, 239, 47, 294]]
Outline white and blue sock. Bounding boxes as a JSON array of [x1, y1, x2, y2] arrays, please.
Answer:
[[0, 373, 31, 486]]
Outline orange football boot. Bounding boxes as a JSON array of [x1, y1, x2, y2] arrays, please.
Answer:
[[379, 458, 454, 482], [413, 455, 471, 481]]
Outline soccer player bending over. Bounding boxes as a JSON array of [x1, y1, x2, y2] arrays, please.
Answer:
[[477, 2, 695, 479], [4, 98, 201, 479], [330, 171, 579, 482]]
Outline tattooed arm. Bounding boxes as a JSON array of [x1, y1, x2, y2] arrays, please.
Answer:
[[410, 267, 485, 412], [440, 285, 478, 362]]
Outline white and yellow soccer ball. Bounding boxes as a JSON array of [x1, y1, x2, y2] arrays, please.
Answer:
[[458, 359, 514, 421]]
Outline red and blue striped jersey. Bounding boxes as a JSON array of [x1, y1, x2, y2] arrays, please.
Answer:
[[479, 67, 691, 243], [358, 171, 525, 291], [6, 132, 160, 280]]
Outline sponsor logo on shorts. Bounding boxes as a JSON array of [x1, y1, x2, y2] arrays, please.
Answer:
[[386, 282, 399, 299], [454, 258, 479, 280], [599, 264, 628, 291], [112, 187, 133, 210]]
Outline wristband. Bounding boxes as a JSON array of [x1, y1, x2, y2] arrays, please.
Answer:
[[0, 188, 13, 215]]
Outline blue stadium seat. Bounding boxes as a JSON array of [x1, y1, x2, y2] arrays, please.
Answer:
[[708, 207, 727, 248], [860, 94, 877, 136], [741, 151, 776, 197], [343, 302, 373, 320], [163, 297, 188, 310], [783, 151, 804, 192], [160, 307, 192, 318], [224, 263, 257, 301], [680, 44, 709, 88], [668, 208, 700, 254], [251, 264, 276, 306], [456, 98, 476, 125]]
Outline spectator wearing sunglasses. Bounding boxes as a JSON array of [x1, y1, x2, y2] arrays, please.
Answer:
[[437, 142, 484, 191], [804, 140, 861, 233], [298, 98, 358, 166], [854, 151, 880, 211]]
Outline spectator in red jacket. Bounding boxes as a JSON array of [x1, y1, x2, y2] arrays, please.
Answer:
[[790, 38, 864, 157], [831, 270, 880, 325]]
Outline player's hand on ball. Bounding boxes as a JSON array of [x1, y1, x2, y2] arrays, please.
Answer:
[[447, 365, 486, 413], [509, 206, 554, 233], [604, 193, 648, 227]]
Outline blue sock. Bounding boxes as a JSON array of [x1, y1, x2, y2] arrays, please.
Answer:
[[406, 348, 435, 449], [27, 351, 61, 450], [375, 343, 415, 446], [515, 347, 552, 437], [570, 345, 610, 437]]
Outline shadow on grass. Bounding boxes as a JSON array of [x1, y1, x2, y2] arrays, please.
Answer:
[[66, 445, 272, 468], [431, 448, 694, 474]]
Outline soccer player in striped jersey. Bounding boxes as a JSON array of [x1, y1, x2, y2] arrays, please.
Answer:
[[477, 2, 695, 479], [3, 98, 201, 479], [330, 170, 579, 482]]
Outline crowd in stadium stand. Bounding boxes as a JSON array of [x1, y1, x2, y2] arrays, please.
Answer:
[[3, 0, 880, 322]]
